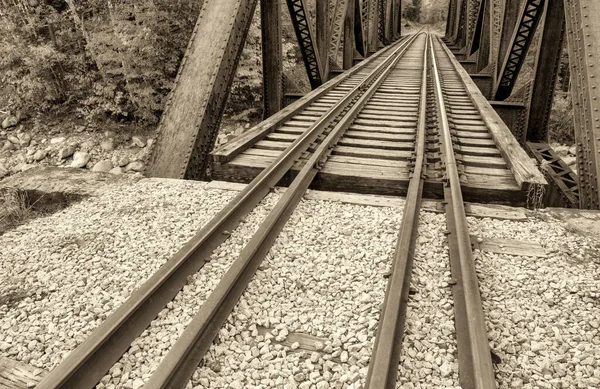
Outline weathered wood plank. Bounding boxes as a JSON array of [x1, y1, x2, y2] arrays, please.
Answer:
[[439, 38, 547, 190], [0, 356, 47, 389], [471, 236, 548, 258]]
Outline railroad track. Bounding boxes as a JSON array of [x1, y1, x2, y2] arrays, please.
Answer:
[[37, 33, 498, 389]]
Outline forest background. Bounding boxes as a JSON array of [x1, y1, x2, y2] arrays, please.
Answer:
[[0, 0, 573, 147]]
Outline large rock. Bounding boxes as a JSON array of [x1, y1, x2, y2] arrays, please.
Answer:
[[7, 135, 19, 145], [92, 160, 113, 173], [125, 160, 145, 172], [50, 137, 66, 144], [132, 136, 146, 148], [58, 145, 76, 159], [2, 115, 19, 129], [18, 133, 31, 147], [109, 166, 124, 175], [33, 149, 48, 161], [70, 152, 90, 168], [2, 141, 15, 153]]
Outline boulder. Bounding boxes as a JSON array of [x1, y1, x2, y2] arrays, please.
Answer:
[[33, 149, 48, 161], [7, 135, 19, 145], [125, 160, 145, 172], [70, 152, 90, 168], [92, 160, 113, 173], [58, 145, 76, 159], [109, 166, 124, 175], [1, 141, 14, 153], [18, 133, 31, 147], [1, 115, 19, 129], [118, 156, 130, 167], [132, 136, 146, 148]]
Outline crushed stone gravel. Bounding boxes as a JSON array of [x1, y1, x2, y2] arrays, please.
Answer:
[[187, 198, 403, 389], [469, 216, 600, 389], [97, 191, 283, 388], [0, 179, 238, 370], [396, 211, 460, 389]]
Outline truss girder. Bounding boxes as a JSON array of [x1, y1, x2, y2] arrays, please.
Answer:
[[286, 0, 324, 89], [494, 0, 544, 100], [564, 0, 600, 209], [527, 142, 580, 208], [329, 0, 350, 68], [525, 0, 564, 142], [468, 0, 485, 56]]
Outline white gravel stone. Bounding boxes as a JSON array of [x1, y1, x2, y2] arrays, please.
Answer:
[[98, 191, 284, 386], [396, 211, 460, 388], [468, 215, 600, 389], [187, 197, 403, 388], [0, 179, 238, 370]]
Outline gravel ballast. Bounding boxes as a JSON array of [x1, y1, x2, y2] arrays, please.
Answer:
[[469, 216, 600, 389], [0, 179, 238, 370], [396, 211, 460, 389], [98, 192, 283, 388], [186, 197, 403, 388]]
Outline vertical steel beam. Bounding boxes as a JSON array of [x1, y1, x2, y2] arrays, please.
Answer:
[[368, 0, 380, 53], [563, 0, 600, 209], [261, 0, 283, 118], [147, 0, 259, 180], [525, 0, 565, 141], [451, 0, 463, 44], [317, 0, 329, 81], [467, 0, 485, 56], [384, 0, 393, 43], [475, 0, 491, 72], [344, 0, 356, 69], [446, 0, 457, 39], [355, 0, 367, 56]]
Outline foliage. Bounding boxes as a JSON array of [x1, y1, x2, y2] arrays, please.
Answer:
[[548, 92, 574, 145], [0, 0, 201, 124], [403, 0, 423, 22]]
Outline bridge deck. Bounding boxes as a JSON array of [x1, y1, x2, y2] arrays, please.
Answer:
[[212, 36, 542, 206]]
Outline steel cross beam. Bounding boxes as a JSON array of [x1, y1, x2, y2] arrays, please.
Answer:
[[563, 0, 600, 209], [494, 0, 545, 101], [147, 0, 259, 180], [286, 0, 324, 89]]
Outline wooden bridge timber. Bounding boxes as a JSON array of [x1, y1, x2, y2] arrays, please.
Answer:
[[146, 0, 600, 210]]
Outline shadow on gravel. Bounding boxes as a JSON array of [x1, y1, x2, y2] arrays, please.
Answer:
[[0, 188, 86, 236]]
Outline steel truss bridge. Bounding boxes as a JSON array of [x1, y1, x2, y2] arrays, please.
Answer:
[[145, 0, 600, 210]]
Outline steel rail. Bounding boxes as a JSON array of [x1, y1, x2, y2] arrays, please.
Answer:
[[363, 33, 429, 389], [35, 36, 417, 389], [429, 35, 496, 389], [144, 31, 427, 389]]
